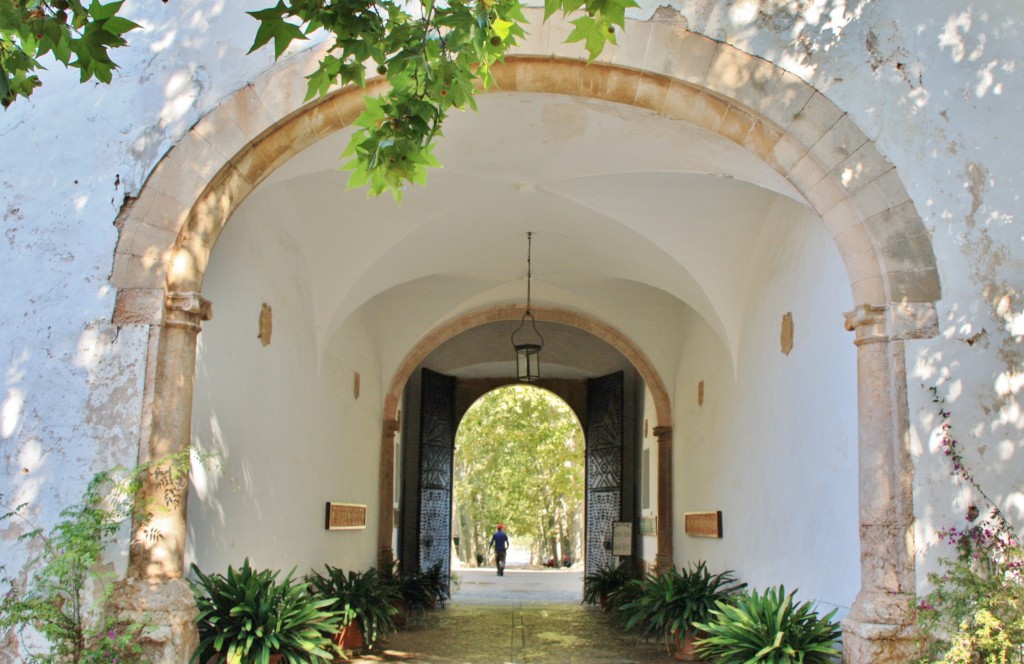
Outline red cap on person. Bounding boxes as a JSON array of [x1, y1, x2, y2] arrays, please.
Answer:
[[497, 524, 504, 529]]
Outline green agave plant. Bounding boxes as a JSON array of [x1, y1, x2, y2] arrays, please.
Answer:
[[380, 561, 443, 613], [307, 565, 398, 648], [693, 585, 842, 664], [619, 561, 746, 641], [189, 558, 340, 664], [583, 559, 641, 611]]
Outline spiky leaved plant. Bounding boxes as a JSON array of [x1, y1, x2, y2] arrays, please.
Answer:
[[190, 559, 340, 664], [694, 585, 841, 664]]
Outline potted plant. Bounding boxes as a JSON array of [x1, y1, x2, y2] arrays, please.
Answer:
[[583, 559, 640, 611], [693, 585, 841, 663], [419, 561, 451, 609], [619, 561, 746, 661], [307, 565, 398, 652], [380, 562, 435, 623], [189, 558, 340, 664]]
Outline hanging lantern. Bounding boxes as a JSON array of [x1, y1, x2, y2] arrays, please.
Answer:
[[511, 232, 544, 382]]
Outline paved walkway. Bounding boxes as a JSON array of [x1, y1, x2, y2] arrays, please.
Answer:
[[349, 567, 670, 663]]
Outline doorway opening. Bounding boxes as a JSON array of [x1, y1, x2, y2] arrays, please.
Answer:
[[450, 384, 586, 604], [452, 384, 585, 572]]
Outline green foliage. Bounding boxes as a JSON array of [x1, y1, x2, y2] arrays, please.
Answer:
[[189, 558, 340, 663], [306, 565, 397, 648], [454, 385, 583, 562], [582, 559, 640, 610], [693, 585, 841, 664], [0, 456, 183, 663], [379, 561, 434, 613], [247, 0, 633, 199], [0, 0, 139, 108], [915, 387, 1024, 663], [418, 561, 451, 607], [619, 561, 747, 643]]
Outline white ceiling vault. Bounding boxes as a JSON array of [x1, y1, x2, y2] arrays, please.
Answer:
[[227, 91, 820, 381]]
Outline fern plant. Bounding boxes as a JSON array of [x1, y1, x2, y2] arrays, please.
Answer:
[[694, 585, 841, 664], [189, 559, 340, 663]]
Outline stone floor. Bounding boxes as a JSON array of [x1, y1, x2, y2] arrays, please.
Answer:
[[347, 567, 672, 664]]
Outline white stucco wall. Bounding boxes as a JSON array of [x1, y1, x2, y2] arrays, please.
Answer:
[[0, 3, 1021, 656], [188, 196, 384, 574], [673, 197, 859, 615]]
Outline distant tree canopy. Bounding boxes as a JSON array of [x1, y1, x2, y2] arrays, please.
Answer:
[[2, 0, 630, 198], [453, 385, 584, 566]]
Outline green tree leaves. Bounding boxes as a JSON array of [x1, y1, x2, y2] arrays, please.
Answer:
[[454, 385, 584, 561], [0, 0, 138, 108], [247, 0, 631, 200]]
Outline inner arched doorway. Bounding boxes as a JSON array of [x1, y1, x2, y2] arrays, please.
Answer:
[[451, 384, 586, 572], [393, 319, 652, 587], [113, 18, 939, 662]]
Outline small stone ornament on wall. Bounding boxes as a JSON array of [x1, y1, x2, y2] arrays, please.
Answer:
[[258, 303, 272, 346], [781, 312, 794, 355]]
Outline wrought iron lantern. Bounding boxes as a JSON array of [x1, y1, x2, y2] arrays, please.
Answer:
[[511, 232, 544, 382]]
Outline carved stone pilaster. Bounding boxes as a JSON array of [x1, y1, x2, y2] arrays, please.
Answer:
[[841, 303, 924, 663], [116, 290, 213, 664], [652, 426, 674, 573], [377, 418, 401, 571]]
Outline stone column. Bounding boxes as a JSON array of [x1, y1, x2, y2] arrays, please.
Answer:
[[113, 290, 211, 664], [377, 418, 401, 571], [841, 303, 935, 663], [652, 425, 674, 573]]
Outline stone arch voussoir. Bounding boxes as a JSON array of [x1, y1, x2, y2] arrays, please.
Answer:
[[112, 11, 940, 317]]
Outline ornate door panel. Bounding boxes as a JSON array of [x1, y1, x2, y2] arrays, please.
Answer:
[[586, 371, 624, 577], [417, 369, 456, 574]]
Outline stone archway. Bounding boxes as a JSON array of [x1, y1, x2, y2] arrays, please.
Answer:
[[111, 16, 939, 662], [374, 305, 676, 574]]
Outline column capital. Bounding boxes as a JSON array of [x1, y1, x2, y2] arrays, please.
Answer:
[[164, 292, 213, 332], [844, 304, 888, 345], [382, 419, 401, 438], [652, 425, 672, 443], [844, 302, 938, 346]]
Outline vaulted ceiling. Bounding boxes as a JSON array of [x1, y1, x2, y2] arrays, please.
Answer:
[[227, 91, 813, 380]]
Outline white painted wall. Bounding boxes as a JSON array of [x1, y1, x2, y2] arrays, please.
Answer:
[[188, 195, 384, 575], [673, 197, 859, 616], [0, 4, 1021, 656]]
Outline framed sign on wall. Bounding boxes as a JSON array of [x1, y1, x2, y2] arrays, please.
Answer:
[[325, 502, 367, 530]]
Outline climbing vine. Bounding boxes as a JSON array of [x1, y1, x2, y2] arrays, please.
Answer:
[[916, 385, 1023, 663]]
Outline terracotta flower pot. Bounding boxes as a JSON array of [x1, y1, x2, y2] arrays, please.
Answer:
[[334, 622, 364, 651], [392, 597, 409, 626], [674, 628, 706, 662]]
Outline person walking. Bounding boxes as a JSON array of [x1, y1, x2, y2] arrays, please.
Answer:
[[488, 523, 509, 576]]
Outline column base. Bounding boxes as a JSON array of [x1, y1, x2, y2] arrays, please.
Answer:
[[109, 578, 198, 663], [841, 615, 921, 663], [653, 552, 674, 574]]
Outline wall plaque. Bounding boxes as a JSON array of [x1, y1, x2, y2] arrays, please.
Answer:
[[639, 516, 657, 536], [325, 502, 367, 530], [612, 521, 633, 556], [684, 511, 722, 538]]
